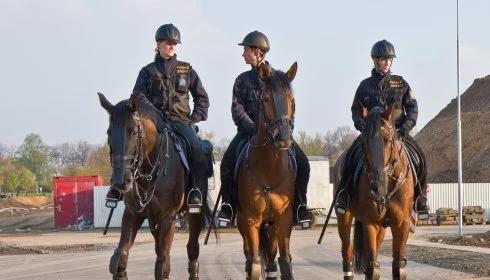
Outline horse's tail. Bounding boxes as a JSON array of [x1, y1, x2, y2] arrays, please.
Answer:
[[353, 219, 365, 274], [259, 223, 269, 262]]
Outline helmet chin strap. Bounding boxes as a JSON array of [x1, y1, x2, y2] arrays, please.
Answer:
[[374, 59, 393, 75]]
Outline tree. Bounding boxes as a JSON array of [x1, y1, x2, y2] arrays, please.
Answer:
[[294, 131, 324, 156], [15, 133, 52, 189]]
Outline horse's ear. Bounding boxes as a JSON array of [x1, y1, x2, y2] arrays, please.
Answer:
[[258, 63, 271, 81], [357, 102, 368, 119], [382, 104, 394, 122], [98, 92, 113, 114], [286, 61, 298, 82], [129, 94, 138, 112]]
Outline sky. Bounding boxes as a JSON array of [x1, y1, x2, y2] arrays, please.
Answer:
[[1, 0, 489, 146]]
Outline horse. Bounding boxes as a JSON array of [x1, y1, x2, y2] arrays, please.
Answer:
[[334, 105, 414, 280], [98, 93, 213, 280], [236, 62, 298, 280]]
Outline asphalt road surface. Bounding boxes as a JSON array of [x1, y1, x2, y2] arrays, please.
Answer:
[[0, 227, 487, 280]]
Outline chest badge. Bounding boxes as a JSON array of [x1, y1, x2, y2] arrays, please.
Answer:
[[389, 80, 402, 88]]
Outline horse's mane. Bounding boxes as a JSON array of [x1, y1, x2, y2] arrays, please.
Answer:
[[112, 97, 164, 129], [264, 69, 292, 92], [365, 107, 384, 137]]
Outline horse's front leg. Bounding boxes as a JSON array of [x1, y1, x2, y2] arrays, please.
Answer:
[[363, 223, 381, 280], [239, 213, 261, 280], [337, 210, 354, 280], [391, 220, 409, 280], [110, 208, 144, 280], [264, 224, 278, 280], [187, 212, 203, 280], [154, 214, 176, 280], [276, 207, 294, 280]]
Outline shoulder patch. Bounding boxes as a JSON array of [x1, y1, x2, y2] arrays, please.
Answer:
[[176, 62, 191, 74]]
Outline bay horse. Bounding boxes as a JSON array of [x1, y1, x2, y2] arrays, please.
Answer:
[[236, 62, 298, 280], [98, 93, 213, 280], [334, 105, 414, 280]]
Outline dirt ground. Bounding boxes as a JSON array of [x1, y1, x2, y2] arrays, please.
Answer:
[[0, 196, 54, 232], [429, 231, 490, 248], [380, 242, 490, 277]]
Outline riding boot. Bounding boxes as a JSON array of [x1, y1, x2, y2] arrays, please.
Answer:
[[415, 183, 430, 217], [106, 186, 123, 208], [217, 134, 244, 227], [335, 137, 361, 215], [293, 142, 311, 229], [335, 177, 351, 215]]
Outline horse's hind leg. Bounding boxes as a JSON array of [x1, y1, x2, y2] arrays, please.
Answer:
[[364, 224, 381, 280], [110, 209, 144, 280], [391, 220, 409, 280], [186, 213, 203, 280], [337, 210, 354, 280], [154, 215, 176, 280]]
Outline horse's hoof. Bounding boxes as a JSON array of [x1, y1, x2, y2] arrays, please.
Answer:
[[250, 262, 261, 280], [370, 268, 380, 280], [112, 271, 128, 280], [109, 249, 127, 275]]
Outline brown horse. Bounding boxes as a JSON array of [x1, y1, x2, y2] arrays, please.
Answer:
[[236, 62, 298, 280], [334, 105, 414, 280], [98, 93, 213, 280]]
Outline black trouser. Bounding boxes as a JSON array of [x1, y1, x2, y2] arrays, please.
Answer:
[[220, 132, 249, 207], [171, 120, 208, 194], [338, 134, 428, 202], [220, 134, 310, 211]]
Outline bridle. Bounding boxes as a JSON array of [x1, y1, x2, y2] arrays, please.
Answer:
[[249, 83, 294, 150], [109, 108, 170, 212], [362, 123, 409, 213]]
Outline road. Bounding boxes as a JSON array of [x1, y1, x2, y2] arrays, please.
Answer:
[[0, 226, 488, 279]]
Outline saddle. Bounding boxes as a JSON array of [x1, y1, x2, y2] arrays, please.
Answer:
[[233, 141, 297, 183], [159, 122, 214, 179]]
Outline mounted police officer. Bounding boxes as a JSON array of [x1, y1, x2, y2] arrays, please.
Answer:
[[106, 23, 210, 213], [217, 31, 312, 227], [335, 39, 430, 216]]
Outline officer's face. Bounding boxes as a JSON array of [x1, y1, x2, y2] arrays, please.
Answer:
[[242, 46, 261, 66], [373, 57, 392, 74], [157, 40, 177, 59]]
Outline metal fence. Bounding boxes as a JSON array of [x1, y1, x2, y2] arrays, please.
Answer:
[[92, 167, 490, 227], [428, 183, 490, 221]]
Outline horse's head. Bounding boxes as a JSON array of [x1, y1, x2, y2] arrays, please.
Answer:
[[256, 62, 297, 150], [359, 104, 397, 196], [98, 93, 160, 193]]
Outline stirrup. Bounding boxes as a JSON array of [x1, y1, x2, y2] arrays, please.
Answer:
[[217, 203, 233, 227], [296, 204, 311, 229], [414, 196, 430, 220], [335, 189, 350, 215], [187, 187, 203, 214], [105, 197, 119, 209]]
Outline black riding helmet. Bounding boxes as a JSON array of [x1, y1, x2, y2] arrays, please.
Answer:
[[155, 24, 181, 43], [238, 31, 270, 52], [371, 40, 396, 58]]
